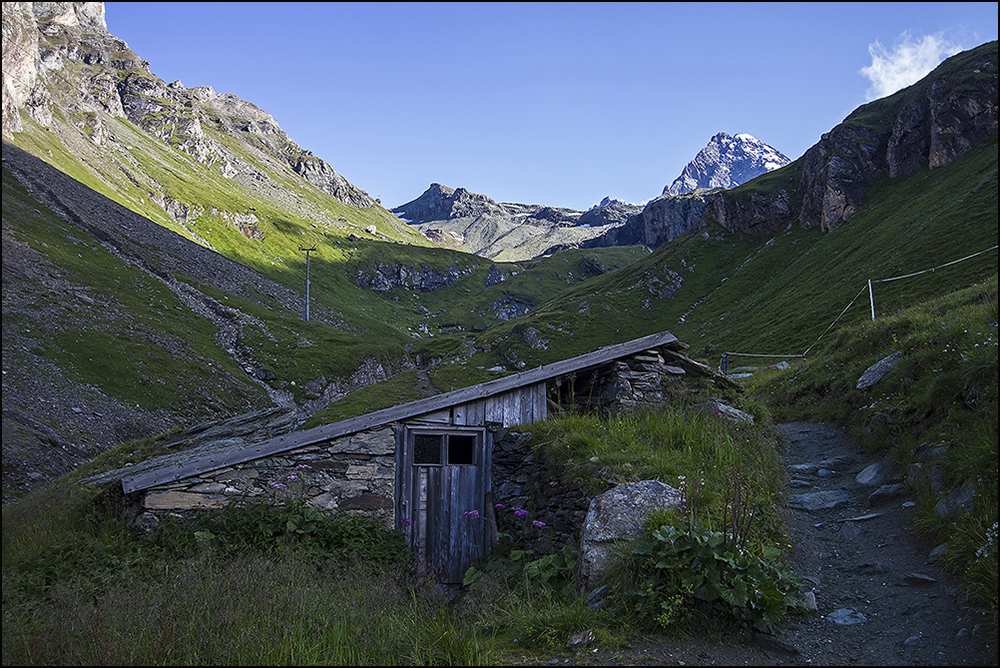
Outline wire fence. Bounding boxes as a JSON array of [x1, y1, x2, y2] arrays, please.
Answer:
[[720, 244, 998, 374]]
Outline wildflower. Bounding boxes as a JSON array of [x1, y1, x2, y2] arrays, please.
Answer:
[[294, 463, 312, 470], [514, 508, 529, 518], [495, 503, 505, 509], [464, 509, 481, 519], [270, 482, 286, 489], [400, 517, 411, 527], [532, 520, 546, 528]]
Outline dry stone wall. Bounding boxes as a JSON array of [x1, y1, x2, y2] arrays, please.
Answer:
[[132, 426, 397, 530]]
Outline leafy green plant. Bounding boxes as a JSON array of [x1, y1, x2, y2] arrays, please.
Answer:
[[627, 523, 803, 635], [524, 545, 579, 598], [463, 504, 549, 587]]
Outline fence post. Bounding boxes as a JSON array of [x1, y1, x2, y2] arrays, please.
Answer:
[[868, 279, 875, 322]]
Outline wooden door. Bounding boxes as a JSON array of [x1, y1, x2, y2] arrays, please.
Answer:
[[396, 426, 490, 584]]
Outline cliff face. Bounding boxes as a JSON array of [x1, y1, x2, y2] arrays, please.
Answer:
[[705, 41, 998, 235]]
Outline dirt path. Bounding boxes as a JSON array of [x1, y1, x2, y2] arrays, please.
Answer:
[[524, 422, 996, 666]]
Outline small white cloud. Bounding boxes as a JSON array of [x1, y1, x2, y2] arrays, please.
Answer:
[[860, 31, 963, 101]]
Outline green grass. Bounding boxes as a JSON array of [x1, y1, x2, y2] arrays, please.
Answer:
[[4, 276, 997, 661], [2, 166, 268, 420]]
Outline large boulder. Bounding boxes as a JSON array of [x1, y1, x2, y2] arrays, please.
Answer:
[[577, 480, 683, 591]]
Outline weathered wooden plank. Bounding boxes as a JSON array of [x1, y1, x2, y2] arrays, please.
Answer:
[[485, 395, 504, 424], [468, 399, 485, 426]]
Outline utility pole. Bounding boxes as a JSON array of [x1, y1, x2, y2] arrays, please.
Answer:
[[300, 246, 316, 321]]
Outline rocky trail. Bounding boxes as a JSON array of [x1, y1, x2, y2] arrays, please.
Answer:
[[519, 422, 996, 666]]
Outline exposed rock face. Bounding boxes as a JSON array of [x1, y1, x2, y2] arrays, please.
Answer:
[[1, 2, 374, 208], [582, 188, 721, 250], [664, 132, 790, 196], [756, 42, 996, 234], [702, 185, 794, 236], [393, 184, 641, 261], [350, 261, 475, 293]]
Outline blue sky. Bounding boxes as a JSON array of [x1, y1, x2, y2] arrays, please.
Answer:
[[106, 2, 997, 211]]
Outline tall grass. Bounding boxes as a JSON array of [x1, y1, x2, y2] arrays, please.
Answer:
[[2, 497, 494, 666], [521, 404, 788, 549]]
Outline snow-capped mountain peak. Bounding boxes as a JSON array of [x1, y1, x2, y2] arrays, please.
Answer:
[[663, 132, 790, 197]]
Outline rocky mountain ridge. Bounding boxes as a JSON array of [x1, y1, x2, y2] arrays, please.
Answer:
[[583, 42, 998, 250], [1, 1, 389, 230], [663, 132, 790, 197], [392, 183, 643, 261]]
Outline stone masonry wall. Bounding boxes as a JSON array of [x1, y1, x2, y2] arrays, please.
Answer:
[[491, 429, 591, 555], [132, 426, 397, 530]]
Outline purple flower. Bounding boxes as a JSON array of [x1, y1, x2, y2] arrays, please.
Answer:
[[400, 517, 411, 527], [532, 520, 546, 528], [514, 508, 529, 519], [294, 463, 312, 470], [494, 503, 505, 509], [464, 509, 481, 519], [270, 482, 286, 489]]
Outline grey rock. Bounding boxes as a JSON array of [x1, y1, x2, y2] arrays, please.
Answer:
[[857, 352, 903, 390], [577, 480, 683, 590], [827, 608, 868, 625], [566, 629, 595, 649], [927, 543, 949, 563], [868, 483, 904, 505], [788, 490, 851, 511], [904, 572, 938, 585], [935, 482, 977, 518], [856, 462, 886, 487]]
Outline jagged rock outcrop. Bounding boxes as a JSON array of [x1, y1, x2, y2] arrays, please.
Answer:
[[393, 184, 639, 261], [392, 183, 507, 223], [664, 132, 790, 196], [582, 188, 721, 251], [350, 261, 476, 293]]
